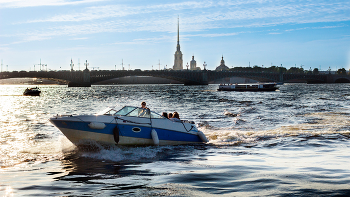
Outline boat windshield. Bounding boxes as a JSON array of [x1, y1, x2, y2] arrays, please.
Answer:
[[111, 106, 164, 119], [97, 107, 117, 115], [115, 106, 137, 116], [99, 106, 135, 116]]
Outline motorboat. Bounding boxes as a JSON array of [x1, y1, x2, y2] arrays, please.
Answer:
[[49, 106, 208, 146], [218, 82, 279, 91], [23, 87, 41, 96]]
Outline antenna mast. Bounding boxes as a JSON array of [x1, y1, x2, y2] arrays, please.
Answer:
[[158, 60, 161, 70]]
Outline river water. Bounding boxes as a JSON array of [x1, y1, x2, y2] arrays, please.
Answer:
[[0, 84, 350, 196]]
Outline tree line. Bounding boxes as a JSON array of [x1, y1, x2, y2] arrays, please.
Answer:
[[228, 66, 348, 75]]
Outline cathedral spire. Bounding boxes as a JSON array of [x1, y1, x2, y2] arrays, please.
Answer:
[[177, 16, 179, 44], [173, 16, 183, 70], [177, 16, 180, 51]]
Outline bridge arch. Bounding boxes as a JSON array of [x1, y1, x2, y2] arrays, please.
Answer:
[[207, 71, 281, 83], [209, 76, 274, 83], [94, 76, 182, 84], [0, 71, 72, 84], [90, 70, 209, 85], [334, 78, 350, 83]]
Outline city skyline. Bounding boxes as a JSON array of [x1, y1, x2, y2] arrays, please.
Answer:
[[0, 0, 350, 72]]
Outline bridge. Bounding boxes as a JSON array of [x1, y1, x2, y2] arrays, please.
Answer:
[[1, 69, 349, 86]]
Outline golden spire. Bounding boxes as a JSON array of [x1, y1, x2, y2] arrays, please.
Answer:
[[177, 16, 180, 51]]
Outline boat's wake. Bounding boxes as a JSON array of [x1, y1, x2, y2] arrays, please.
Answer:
[[0, 136, 73, 169], [73, 140, 178, 162], [199, 111, 350, 146]]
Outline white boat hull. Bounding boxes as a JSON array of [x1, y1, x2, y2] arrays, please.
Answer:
[[50, 106, 208, 146]]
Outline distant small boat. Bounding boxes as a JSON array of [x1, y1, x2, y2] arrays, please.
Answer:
[[23, 87, 41, 96], [218, 83, 279, 91]]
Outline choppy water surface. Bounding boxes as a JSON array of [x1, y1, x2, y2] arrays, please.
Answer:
[[1, 84, 350, 196]]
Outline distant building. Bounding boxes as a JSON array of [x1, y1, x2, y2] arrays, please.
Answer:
[[319, 71, 337, 74], [215, 56, 229, 71], [173, 17, 183, 70], [190, 56, 201, 70]]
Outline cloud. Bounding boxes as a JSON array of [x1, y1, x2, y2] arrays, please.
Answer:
[[10, 35, 52, 44], [3, 0, 350, 45], [69, 37, 89, 40], [188, 32, 242, 37], [23, 2, 214, 23], [286, 25, 348, 32], [0, 0, 107, 8], [0, 46, 10, 51], [22, 0, 350, 26], [112, 35, 174, 45]]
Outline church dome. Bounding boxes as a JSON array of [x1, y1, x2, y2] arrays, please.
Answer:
[[215, 56, 229, 71]]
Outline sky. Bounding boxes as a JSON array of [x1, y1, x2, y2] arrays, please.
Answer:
[[0, 0, 350, 72]]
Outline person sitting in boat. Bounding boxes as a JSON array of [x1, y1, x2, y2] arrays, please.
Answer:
[[170, 112, 181, 122], [168, 113, 173, 119], [162, 112, 168, 119], [140, 101, 148, 109], [139, 101, 150, 117]]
